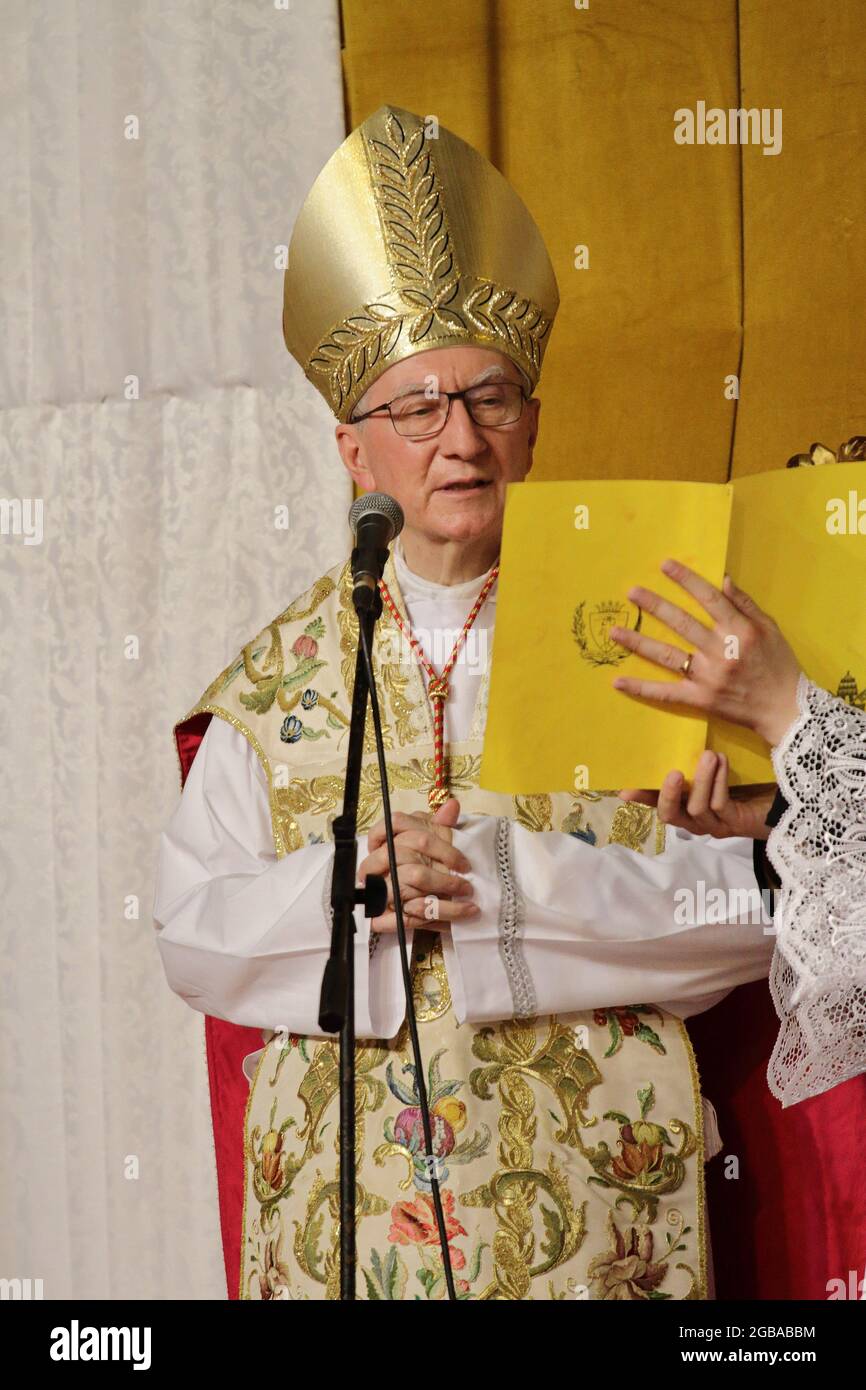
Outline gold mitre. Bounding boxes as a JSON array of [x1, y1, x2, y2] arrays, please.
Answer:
[[282, 104, 560, 422]]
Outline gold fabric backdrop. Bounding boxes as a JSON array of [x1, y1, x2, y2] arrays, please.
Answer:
[[340, 0, 865, 483]]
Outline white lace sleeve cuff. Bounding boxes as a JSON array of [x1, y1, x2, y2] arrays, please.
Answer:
[[765, 672, 866, 1105]]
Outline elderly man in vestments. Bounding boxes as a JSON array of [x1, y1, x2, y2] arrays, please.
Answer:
[[153, 106, 862, 1301]]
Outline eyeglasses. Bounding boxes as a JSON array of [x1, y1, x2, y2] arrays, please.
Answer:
[[349, 380, 529, 439]]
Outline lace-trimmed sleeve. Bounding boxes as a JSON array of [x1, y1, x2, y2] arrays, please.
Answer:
[[765, 672, 866, 1105], [493, 816, 537, 1020]]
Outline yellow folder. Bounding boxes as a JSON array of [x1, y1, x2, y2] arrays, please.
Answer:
[[479, 464, 866, 792]]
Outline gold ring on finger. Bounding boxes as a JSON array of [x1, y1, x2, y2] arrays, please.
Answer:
[[680, 652, 694, 678]]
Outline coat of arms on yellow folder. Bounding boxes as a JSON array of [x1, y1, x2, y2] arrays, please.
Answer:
[[573, 601, 643, 668]]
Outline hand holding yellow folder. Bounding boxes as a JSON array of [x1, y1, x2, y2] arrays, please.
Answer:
[[479, 464, 866, 792]]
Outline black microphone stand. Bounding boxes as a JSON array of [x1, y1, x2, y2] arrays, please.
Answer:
[[318, 549, 457, 1301]]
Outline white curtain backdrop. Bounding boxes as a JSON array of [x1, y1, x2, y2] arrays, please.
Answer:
[[0, 0, 351, 1299]]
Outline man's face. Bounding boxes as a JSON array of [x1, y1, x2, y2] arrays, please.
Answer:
[[334, 346, 540, 548]]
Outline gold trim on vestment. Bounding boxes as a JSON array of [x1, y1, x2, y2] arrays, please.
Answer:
[[676, 1017, 709, 1300]]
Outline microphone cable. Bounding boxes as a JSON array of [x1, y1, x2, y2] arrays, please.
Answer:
[[357, 613, 458, 1302]]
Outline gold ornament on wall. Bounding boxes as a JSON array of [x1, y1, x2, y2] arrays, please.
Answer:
[[786, 435, 866, 467]]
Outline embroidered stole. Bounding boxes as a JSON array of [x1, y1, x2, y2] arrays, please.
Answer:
[[175, 552, 708, 1301]]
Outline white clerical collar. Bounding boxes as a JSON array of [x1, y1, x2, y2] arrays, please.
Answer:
[[393, 534, 497, 602]]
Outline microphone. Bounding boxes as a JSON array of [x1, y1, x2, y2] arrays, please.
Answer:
[[348, 493, 404, 611]]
